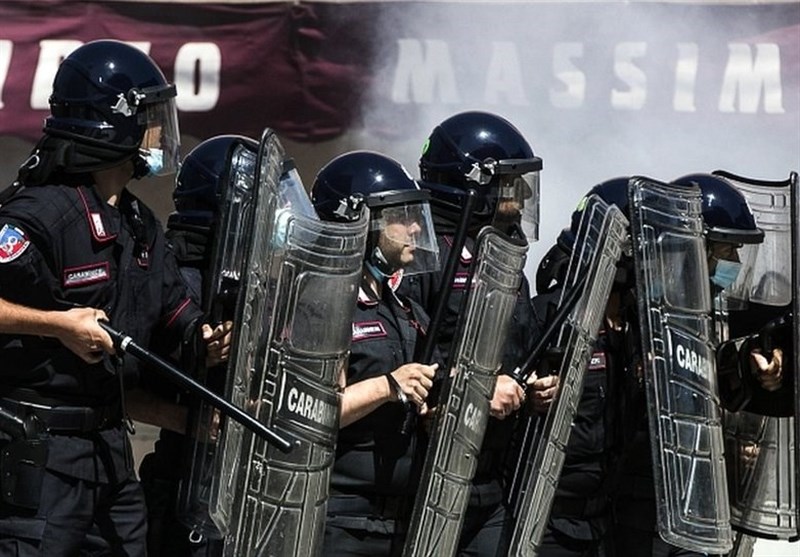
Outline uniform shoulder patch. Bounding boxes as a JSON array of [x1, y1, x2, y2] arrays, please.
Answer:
[[0, 223, 31, 263]]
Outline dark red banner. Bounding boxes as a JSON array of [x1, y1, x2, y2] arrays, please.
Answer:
[[0, 1, 378, 142], [1, 1, 797, 145]]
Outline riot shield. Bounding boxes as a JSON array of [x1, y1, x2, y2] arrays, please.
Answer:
[[629, 177, 733, 554], [714, 170, 799, 541], [508, 194, 627, 557], [728, 532, 757, 557], [177, 133, 278, 540], [402, 227, 528, 557], [219, 146, 369, 555]]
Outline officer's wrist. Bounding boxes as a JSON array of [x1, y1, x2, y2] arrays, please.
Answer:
[[385, 373, 407, 404]]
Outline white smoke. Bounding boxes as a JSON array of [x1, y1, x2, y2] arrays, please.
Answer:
[[351, 0, 800, 281]]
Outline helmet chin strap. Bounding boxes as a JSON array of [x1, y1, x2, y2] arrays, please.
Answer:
[[366, 246, 396, 282]]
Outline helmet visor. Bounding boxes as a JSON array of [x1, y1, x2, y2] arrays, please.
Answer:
[[139, 97, 181, 176], [373, 201, 440, 276], [494, 170, 540, 242], [708, 241, 761, 309]]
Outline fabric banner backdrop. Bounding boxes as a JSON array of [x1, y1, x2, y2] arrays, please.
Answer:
[[1, 1, 798, 143], [1, 0, 798, 259]]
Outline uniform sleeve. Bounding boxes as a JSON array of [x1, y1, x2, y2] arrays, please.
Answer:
[[0, 210, 59, 309], [160, 245, 203, 339]]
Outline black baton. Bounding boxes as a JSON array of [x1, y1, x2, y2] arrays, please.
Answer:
[[400, 189, 479, 435], [99, 321, 296, 453], [509, 272, 587, 386]]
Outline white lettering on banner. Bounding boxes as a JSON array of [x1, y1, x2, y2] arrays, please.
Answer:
[[392, 38, 786, 114], [719, 43, 784, 114], [0, 41, 12, 110], [485, 41, 528, 106], [611, 42, 647, 110], [673, 42, 699, 112], [0, 38, 786, 116], [550, 42, 585, 109], [175, 42, 221, 111], [675, 343, 709, 381], [286, 387, 337, 425], [392, 39, 459, 104]]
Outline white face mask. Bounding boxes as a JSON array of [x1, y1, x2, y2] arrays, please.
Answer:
[[141, 148, 165, 177]]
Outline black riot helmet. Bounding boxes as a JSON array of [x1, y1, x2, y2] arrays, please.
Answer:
[[537, 176, 632, 295], [673, 173, 764, 245], [312, 150, 440, 278], [673, 173, 764, 298], [419, 111, 542, 241], [170, 135, 258, 229], [569, 176, 630, 236], [44, 40, 180, 179]]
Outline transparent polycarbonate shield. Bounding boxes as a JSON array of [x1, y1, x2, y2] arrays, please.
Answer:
[[214, 135, 369, 557], [177, 135, 274, 540], [402, 227, 528, 557], [728, 532, 757, 557], [714, 170, 799, 541], [795, 171, 799, 540], [508, 195, 627, 557], [223, 209, 368, 557], [724, 412, 797, 540], [629, 177, 732, 554], [202, 129, 287, 537]]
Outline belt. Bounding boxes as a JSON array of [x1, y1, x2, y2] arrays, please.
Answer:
[[0, 398, 122, 434]]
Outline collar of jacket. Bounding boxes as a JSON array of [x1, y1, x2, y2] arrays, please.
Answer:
[[74, 184, 119, 245]]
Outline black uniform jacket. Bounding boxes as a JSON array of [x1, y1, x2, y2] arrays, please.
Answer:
[[0, 183, 201, 479], [331, 284, 435, 499]]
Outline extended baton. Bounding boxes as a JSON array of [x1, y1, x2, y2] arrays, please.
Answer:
[[400, 189, 479, 435], [509, 272, 587, 386], [98, 321, 296, 453]]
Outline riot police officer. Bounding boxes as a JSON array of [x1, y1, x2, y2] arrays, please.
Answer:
[[532, 177, 633, 557], [608, 173, 778, 557], [311, 150, 442, 556], [0, 40, 228, 556], [137, 135, 258, 557], [397, 111, 555, 556]]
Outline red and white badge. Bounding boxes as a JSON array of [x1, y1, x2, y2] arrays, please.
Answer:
[[0, 224, 30, 263]]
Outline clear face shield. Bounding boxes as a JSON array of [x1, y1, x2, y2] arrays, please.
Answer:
[[493, 170, 540, 243], [707, 240, 761, 310], [742, 222, 793, 308], [372, 200, 440, 276], [138, 93, 181, 177]]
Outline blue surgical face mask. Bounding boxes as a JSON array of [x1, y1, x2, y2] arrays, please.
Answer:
[[710, 259, 742, 289], [142, 148, 164, 177]]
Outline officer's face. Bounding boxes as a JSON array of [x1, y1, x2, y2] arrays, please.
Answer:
[[492, 174, 533, 231], [379, 219, 422, 269], [493, 197, 521, 231], [707, 241, 741, 274]]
